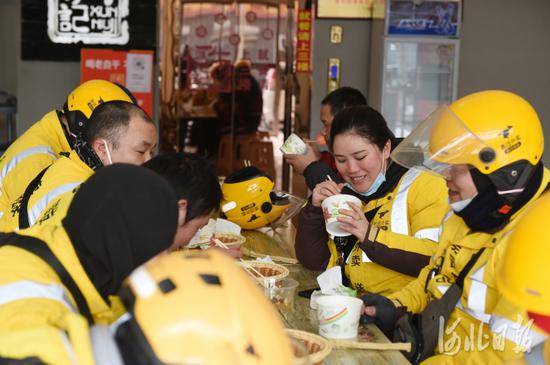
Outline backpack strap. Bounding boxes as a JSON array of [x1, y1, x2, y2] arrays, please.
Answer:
[[18, 166, 50, 229]]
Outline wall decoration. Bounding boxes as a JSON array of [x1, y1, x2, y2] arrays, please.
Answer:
[[22, 0, 156, 61], [296, 9, 312, 73], [330, 25, 343, 43], [387, 0, 460, 37], [47, 0, 129, 45], [317, 0, 385, 19], [81, 48, 154, 116]]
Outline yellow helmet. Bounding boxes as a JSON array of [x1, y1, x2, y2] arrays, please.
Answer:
[[115, 250, 294, 365], [221, 167, 299, 230], [63, 79, 137, 138], [497, 193, 550, 317], [391, 90, 543, 207]]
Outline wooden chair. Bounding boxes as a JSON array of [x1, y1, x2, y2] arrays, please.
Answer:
[[248, 139, 276, 181], [234, 133, 257, 170], [217, 132, 275, 182], [216, 134, 234, 177]]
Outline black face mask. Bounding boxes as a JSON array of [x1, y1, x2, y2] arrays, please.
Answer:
[[454, 186, 505, 232], [455, 163, 544, 232]]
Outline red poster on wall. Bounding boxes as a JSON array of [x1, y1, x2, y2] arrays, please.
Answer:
[[81, 49, 154, 117]]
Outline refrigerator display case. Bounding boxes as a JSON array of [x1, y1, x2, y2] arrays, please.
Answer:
[[375, 0, 461, 137], [381, 37, 459, 137]]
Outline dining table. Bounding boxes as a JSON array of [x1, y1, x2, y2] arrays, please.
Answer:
[[241, 226, 411, 365]]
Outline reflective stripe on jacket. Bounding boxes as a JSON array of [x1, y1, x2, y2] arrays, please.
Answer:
[[0, 224, 125, 330], [0, 110, 70, 222], [389, 168, 550, 363], [0, 150, 92, 231], [326, 169, 449, 295]]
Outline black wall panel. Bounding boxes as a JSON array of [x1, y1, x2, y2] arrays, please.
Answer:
[[21, 0, 157, 61]]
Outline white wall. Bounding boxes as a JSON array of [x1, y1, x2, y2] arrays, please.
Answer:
[[310, 19, 372, 140], [458, 0, 550, 164], [310, 0, 550, 164], [17, 61, 80, 133], [0, 1, 80, 136]]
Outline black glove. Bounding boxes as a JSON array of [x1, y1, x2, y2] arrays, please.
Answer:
[[361, 293, 401, 339]]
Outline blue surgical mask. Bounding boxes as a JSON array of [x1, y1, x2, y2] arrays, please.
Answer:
[[449, 194, 477, 212], [345, 153, 387, 197]]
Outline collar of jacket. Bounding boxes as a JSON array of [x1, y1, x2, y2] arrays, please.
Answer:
[[55, 110, 75, 151]]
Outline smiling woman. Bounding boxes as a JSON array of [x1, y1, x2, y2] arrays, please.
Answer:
[[295, 105, 450, 296], [330, 107, 393, 197]]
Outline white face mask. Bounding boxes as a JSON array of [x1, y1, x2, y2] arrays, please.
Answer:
[[101, 139, 113, 165], [449, 194, 477, 212]]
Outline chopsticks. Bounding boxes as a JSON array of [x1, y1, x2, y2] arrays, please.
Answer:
[[330, 340, 412, 352], [241, 247, 298, 264], [214, 238, 274, 288]]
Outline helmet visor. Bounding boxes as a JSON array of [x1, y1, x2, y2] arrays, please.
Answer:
[[269, 191, 306, 228], [390, 105, 491, 177]]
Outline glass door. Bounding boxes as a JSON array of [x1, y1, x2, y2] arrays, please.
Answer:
[[159, 0, 296, 188], [381, 37, 459, 137]]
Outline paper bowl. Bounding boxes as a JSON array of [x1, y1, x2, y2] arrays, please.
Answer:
[[317, 295, 363, 339], [321, 194, 362, 237], [281, 133, 307, 155]]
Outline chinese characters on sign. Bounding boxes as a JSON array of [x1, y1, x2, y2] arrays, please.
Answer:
[[47, 0, 130, 44], [437, 315, 542, 355], [180, 3, 285, 90], [317, 0, 385, 19], [81, 49, 154, 116], [296, 9, 312, 74]]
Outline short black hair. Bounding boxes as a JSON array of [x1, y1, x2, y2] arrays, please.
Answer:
[[143, 153, 222, 222], [84, 100, 152, 149], [329, 106, 395, 151], [321, 87, 367, 117]]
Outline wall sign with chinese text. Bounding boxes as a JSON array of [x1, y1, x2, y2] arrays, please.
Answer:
[[22, 0, 156, 61], [47, 0, 129, 45], [317, 0, 385, 19], [81, 48, 154, 116], [296, 9, 312, 74]]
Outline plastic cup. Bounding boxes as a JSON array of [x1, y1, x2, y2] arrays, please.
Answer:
[[264, 278, 299, 310], [321, 194, 362, 236], [317, 295, 363, 339], [280, 133, 307, 155]]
